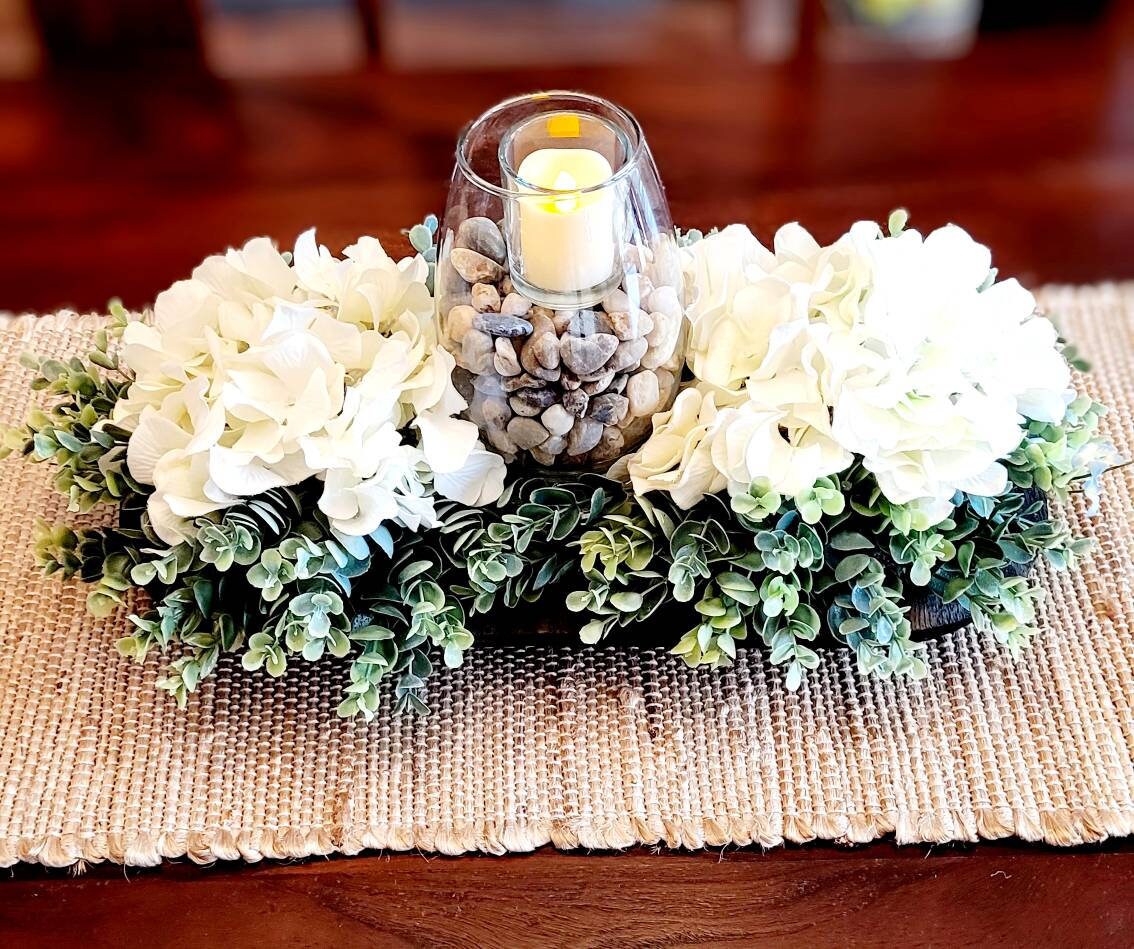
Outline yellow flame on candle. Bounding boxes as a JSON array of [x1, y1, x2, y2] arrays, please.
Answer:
[[550, 170, 578, 214]]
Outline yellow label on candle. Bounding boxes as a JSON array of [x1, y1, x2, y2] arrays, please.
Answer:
[[547, 113, 581, 139]]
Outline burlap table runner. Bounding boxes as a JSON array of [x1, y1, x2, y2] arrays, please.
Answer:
[[1, 285, 1132, 868]]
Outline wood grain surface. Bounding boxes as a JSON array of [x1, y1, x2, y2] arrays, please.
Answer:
[[3, 7, 1134, 946], [4, 840, 1134, 947]]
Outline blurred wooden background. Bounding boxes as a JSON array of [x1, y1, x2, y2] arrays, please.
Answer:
[[1, 0, 1132, 316]]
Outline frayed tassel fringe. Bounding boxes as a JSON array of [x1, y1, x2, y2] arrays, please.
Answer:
[[4, 806, 1133, 869]]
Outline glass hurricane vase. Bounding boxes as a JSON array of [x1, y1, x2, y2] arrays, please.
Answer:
[[436, 91, 685, 470]]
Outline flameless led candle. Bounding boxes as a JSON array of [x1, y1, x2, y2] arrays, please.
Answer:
[[514, 144, 616, 294]]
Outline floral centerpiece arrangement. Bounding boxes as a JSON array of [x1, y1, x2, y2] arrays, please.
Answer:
[[3, 210, 1117, 718]]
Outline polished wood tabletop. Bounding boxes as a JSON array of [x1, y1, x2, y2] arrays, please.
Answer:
[[3, 9, 1134, 948]]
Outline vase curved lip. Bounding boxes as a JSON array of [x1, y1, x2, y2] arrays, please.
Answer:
[[455, 90, 648, 200]]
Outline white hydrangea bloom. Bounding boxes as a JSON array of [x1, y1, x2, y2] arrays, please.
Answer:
[[628, 218, 1075, 521], [626, 388, 731, 508], [120, 229, 504, 545]]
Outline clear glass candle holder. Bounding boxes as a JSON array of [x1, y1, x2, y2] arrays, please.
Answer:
[[436, 91, 685, 470]]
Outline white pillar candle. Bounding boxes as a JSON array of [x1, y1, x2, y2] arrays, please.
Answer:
[[515, 147, 616, 294]]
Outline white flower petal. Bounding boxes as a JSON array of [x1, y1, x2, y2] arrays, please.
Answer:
[[434, 446, 506, 506], [414, 411, 480, 475], [146, 492, 194, 546], [127, 412, 191, 484], [208, 446, 313, 497]]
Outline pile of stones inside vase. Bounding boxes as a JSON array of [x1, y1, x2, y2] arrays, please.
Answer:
[[438, 217, 684, 468]]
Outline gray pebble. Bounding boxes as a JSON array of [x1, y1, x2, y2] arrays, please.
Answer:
[[473, 372, 507, 398], [473, 312, 533, 338], [455, 216, 506, 264], [507, 416, 550, 450], [581, 370, 616, 394], [609, 372, 629, 394], [541, 403, 574, 436], [529, 309, 555, 334], [471, 282, 501, 313], [510, 387, 558, 416], [486, 425, 518, 455], [562, 389, 589, 416], [589, 393, 629, 425], [567, 416, 603, 455], [460, 329, 494, 373], [605, 336, 648, 373], [451, 247, 505, 284], [568, 310, 614, 337], [552, 311, 574, 334], [502, 372, 546, 392], [529, 364, 562, 383], [493, 337, 522, 376], [523, 332, 561, 374], [530, 447, 557, 467], [530, 435, 567, 466], [518, 313, 562, 381], [481, 397, 512, 431], [561, 333, 618, 375], [451, 366, 475, 403], [589, 427, 625, 466], [501, 293, 532, 316]]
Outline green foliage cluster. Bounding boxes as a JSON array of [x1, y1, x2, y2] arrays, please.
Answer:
[[1, 304, 138, 513], [561, 458, 1093, 688]]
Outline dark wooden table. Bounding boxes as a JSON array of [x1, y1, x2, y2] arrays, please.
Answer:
[[3, 12, 1134, 947]]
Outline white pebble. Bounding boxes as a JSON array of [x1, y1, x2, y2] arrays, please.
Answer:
[[626, 370, 660, 417], [646, 285, 682, 321], [471, 283, 501, 313], [602, 289, 630, 313], [501, 293, 532, 316], [447, 304, 476, 343], [541, 403, 575, 436], [493, 336, 522, 376]]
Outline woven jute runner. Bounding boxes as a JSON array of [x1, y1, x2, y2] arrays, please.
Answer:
[[1, 285, 1132, 868]]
